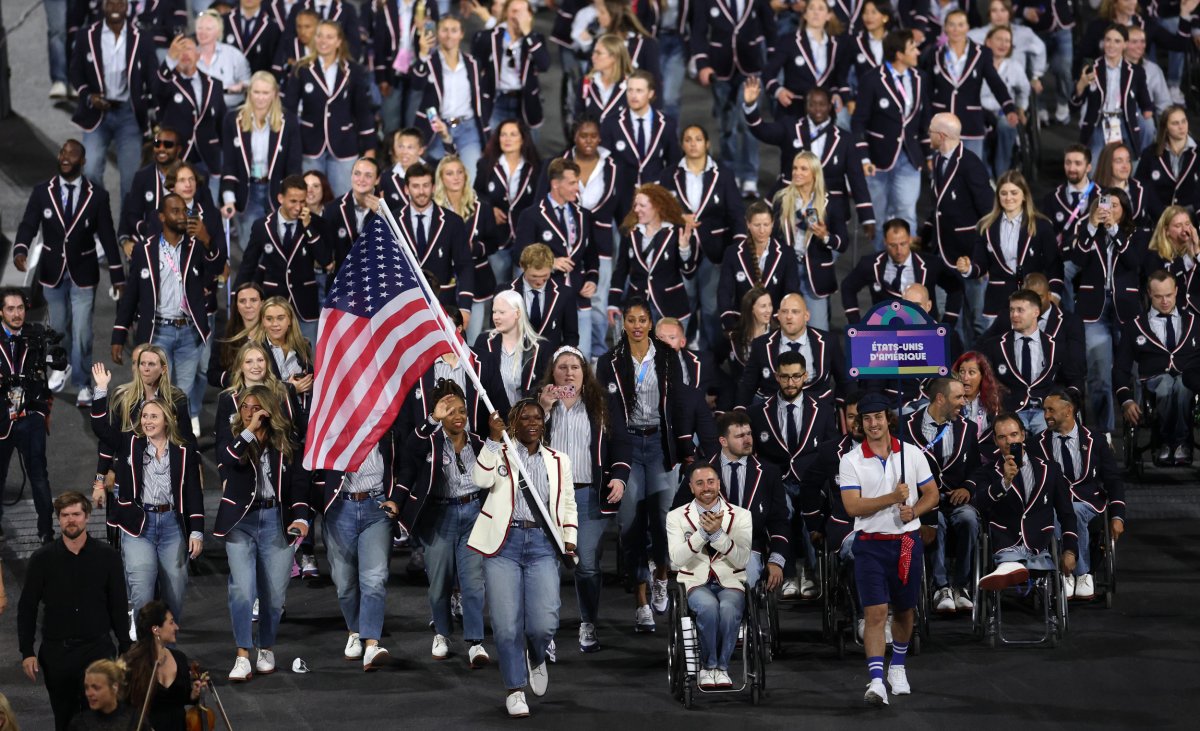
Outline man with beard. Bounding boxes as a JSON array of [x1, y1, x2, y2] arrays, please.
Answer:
[[118, 127, 184, 250], [17, 492, 129, 731]]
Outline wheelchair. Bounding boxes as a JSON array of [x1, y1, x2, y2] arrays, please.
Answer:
[[667, 580, 766, 708], [1079, 504, 1120, 609], [1121, 385, 1200, 476], [749, 577, 783, 662], [821, 536, 861, 659], [972, 531, 1069, 648], [983, 100, 1041, 183]]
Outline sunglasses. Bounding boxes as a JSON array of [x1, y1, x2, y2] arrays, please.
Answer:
[[153, 139, 177, 149], [504, 47, 516, 68]]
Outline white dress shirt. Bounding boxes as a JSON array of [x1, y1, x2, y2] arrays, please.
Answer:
[[100, 24, 130, 102]]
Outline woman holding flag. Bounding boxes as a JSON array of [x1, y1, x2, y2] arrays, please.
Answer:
[[470, 400, 577, 719]]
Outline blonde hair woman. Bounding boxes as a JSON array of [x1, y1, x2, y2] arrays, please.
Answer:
[[74, 659, 138, 728], [477, 290, 547, 404], [579, 34, 634, 123], [773, 150, 847, 330], [257, 297, 314, 408], [435, 155, 501, 344], [1147, 205, 1200, 292], [0, 692, 20, 731]]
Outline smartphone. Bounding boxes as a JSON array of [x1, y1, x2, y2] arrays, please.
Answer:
[[1098, 196, 1112, 212], [426, 106, 440, 122], [558, 385, 577, 399], [423, 19, 437, 34], [805, 207, 819, 229], [1009, 442, 1024, 466], [1082, 58, 1095, 74]]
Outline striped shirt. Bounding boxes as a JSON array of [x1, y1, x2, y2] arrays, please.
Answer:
[[505, 442, 550, 523], [344, 444, 384, 494], [628, 344, 660, 429], [141, 443, 173, 507], [241, 429, 276, 500], [433, 356, 467, 396], [270, 344, 304, 380], [920, 410, 953, 462], [438, 434, 480, 499], [550, 398, 593, 484], [499, 345, 522, 405]]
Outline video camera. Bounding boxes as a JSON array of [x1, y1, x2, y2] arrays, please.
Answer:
[[2, 324, 68, 415]]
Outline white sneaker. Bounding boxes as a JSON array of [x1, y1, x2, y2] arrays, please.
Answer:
[[799, 569, 818, 599], [697, 668, 717, 689], [344, 632, 362, 660], [48, 366, 71, 393], [864, 679, 889, 706], [1062, 574, 1076, 599], [300, 554, 318, 579], [652, 578, 669, 614], [856, 619, 865, 641], [76, 386, 93, 407], [935, 587, 956, 614], [887, 666, 911, 695], [546, 638, 557, 663], [191, 416, 201, 437], [526, 650, 549, 697], [635, 605, 655, 633], [979, 561, 1030, 591], [363, 644, 390, 671], [468, 643, 491, 669], [1054, 103, 1070, 125], [255, 649, 275, 674], [578, 622, 599, 653], [432, 634, 449, 660], [740, 179, 759, 198], [714, 669, 733, 688], [1074, 573, 1095, 600], [228, 656, 253, 682], [1037, 107, 1050, 126], [954, 587, 974, 611], [252, 598, 259, 622], [49, 81, 68, 99], [781, 578, 800, 600], [1169, 85, 1186, 105], [128, 610, 137, 642], [506, 691, 530, 718]]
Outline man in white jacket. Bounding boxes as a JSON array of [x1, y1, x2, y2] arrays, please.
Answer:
[[667, 462, 752, 691]]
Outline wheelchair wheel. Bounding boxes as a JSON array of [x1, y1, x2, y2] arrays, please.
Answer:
[[1104, 533, 1118, 609], [560, 70, 578, 143], [767, 586, 782, 659], [667, 589, 685, 701], [1123, 422, 1143, 477], [835, 623, 847, 659], [745, 607, 767, 695]]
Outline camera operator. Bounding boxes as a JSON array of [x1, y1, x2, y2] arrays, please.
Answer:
[[0, 288, 69, 544]]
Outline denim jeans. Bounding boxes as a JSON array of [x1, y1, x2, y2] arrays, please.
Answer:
[[961, 137, 985, 162], [960, 276, 988, 347], [189, 313, 215, 418], [305, 152, 356, 199], [991, 114, 1019, 177], [426, 122, 484, 184], [483, 526, 561, 689], [379, 78, 423, 134], [992, 545, 1054, 571], [658, 31, 687, 124], [1145, 373, 1193, 446], [573, 486, 609, 624], [299, 318, 318, 345], [1089, 123, 1135, 174], [619, 432, 674, 585], [151, 323, 203, 419], [694, 256, 722, 350], [0, 415, 53, 536], [1041, 28, 1073, 113], [324, 494, 394, 642], [418, 499, 486, 642], [42, 271, 95, 390], [744, 550, 764, 589], [467, 299, 487, 345], [1084, 305, 1119, 434], [82, 102, 143, 202], [1058, 501, 1100, 575], [236, 181, 270, 252], [490, 94, 523, 136], [797, 275, 831, 331], [590, 254, 614, 358], [930, 503, 980, 589], [121, 510, 188, 620], [45, 0, 68, 84], [488, 249, 514, 296], [687, 579, 745, 671], [1158, 16, 1185, 87], [1018, 407, 1048, 435], [866, 159, 921, 251], [712, 77, 759, 186], [224, 506, 293, 649]]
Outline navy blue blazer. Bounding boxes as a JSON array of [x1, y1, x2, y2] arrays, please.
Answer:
[[1069, 59, 1153, 147], [505, 275, 579, 350], [748, 393, 839, 484], [773, 193, 850, 298], [235, 211, 333, 322], [718, 236, 802, 331], [576, 75, 628, 126], [214, 433, 313, 537], [921, 40, 1015, 138], [69, 22, 157, 133], [596, 339, 690, 471], [14, 176, 124, 289], [689, 0, 776, 80], [660, 161, 745, 264], [412, 48, 491, 146], [118, 164, 170, 243], [608, 224, 697, 320], [850, 63, 931, 171], [966, 216, 1064, 318], [977, 330, 1084, 412], [1136, 143, 1200, 211], [1066, 224, 1149, 325], [840, 248, 949, 323], [395, 420, 486, 531], [113, 235, 225, 347], [976, 453, 1078, 557], [920, 143, 995, 266], [471, 25, 551, 128], [219, 111, 303, 212], [155, 63, 227, 174], [474, 155, 541, 251], [283, 59, 376, 158], [763, 28, 853, 113], [392, 203, 475, 311], [600, 107, 683, 203], [513, 198, 599, 296], [223, 7, 282, 74], [735, 326, 843, 406], [1035, 424, 1126, 522], [288, 0, 362, 59], [371, 0, 438, 83]]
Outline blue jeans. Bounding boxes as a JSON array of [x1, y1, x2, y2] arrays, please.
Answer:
[[866, 159, 921, 251], [1018, 407, 1048, 435], [426, 122, 484, 184], [1159, 16, 1185, 87], [1089, 123, 1134, 174], [305, 152, 355, 199], [1145, 373, 1193, 445], [42, 271, 95, 390], [930, 503, 980, 589], [991, 114, 1019, 177], [223, 507, 293, 650], [694, 256, 722, 350], [490, 94, 523, 136], [418, 499, 486, 642], [379, 78, 422, 134], [961, 276, 988, 347], [0, 415, 53, 536], [121, 510, 188, 620], [299, 318, 318, 346], [324, 494, 393, 642], [781, 479, 817, 571], [483, 526, 561, 690], [590, 254, 614, 358], [619, 432, 674, 585], [82, 102, 143, 202], [659, 31, 687, 124], [744, 551, 764, 589], [1062, 501, 1099, 575], [573, 486, 609, 624], [236, 181, 270, 252], [712, 77, 759, 185], [961, 137, 985, 162], [1084, 305, 1119, 434], [151, 323, 203, 419], [45, 0, 68, 83], [797, 274, 831, 331], [189, 313, 215, 419], [992, 545, 1054, 572], [1041, 28, 1073, 112], [687, 580, 745, 671]]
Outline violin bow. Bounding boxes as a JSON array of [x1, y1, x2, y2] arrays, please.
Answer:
[[135, 655, 163, 731]]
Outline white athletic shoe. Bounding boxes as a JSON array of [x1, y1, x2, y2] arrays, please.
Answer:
[[255, 649, 275, 674], [228, 656, 253, 682], [344, 632, 362, 660], [864, 679, 889, 706], [363, 644, 390, 671], [888, 666, 911, 695], [506, 691, 530, 718], [432, 634, 449, 659]]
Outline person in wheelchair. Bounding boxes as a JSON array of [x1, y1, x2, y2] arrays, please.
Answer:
[[666, 462, 753, 690], [838, 393, 939, 707], [1039, 390, 1126, 601], [977, 412, 1078, 591], [902, 377, 981, 615], [1114, 269, 1199, 465]]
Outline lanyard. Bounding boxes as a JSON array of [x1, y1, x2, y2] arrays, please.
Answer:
[[886, 63, 911, 112], [160, 237, 191, 314], [920, 422, 950, 456], [634, 358, 653, 390]]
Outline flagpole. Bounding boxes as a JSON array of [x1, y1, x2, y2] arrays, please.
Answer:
[[222, 218, 232, 312], [376, 204, 571, 561]]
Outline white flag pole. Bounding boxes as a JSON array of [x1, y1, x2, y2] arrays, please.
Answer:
[[376, 204, 570, 560]]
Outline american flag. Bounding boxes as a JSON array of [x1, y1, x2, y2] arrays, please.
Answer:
[[303, 216, 451, 472]]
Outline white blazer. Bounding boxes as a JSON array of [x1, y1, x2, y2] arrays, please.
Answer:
[[468, 441, 578, 557], [667, 498, 752, 593]]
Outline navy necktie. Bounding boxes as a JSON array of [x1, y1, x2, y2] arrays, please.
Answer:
[[1059, 434, 1075, 481], [1158, 312, 1177, 350], [530, 288, 542, 327], [415, 212, 427, 252], [1020, 336, 1033, 383], [728, 462, 742, 506], [636, 117, 647, 157], [284, 221, 296, 248], [786, 404, 799, 453], [787, 342, 800, 353], [890, 263, 905, 293], [64, 183, 76, 221]]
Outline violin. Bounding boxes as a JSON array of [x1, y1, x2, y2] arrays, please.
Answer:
[[186, 661, 234, 731]]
